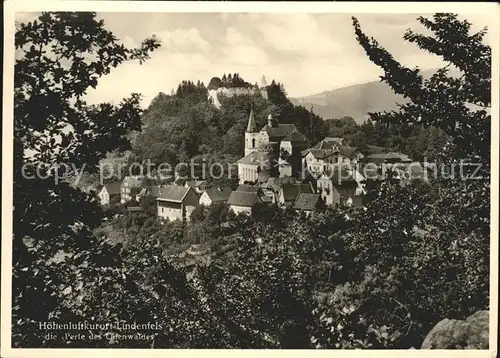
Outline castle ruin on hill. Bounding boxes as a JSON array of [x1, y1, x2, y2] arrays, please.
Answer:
[[207, 75, 269, 108]]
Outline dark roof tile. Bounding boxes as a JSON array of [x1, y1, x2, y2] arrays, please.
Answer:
[[294, 193, 321, 211], [203, 186, 233, 202], [228, 191, 261, 207], [157, 185, 193, 202]]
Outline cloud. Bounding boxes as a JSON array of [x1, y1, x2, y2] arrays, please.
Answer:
[[256, 14, 344, 57], [224, 27, 245, 46], [220, 27, 269, 66], [156, 28, 211, 53], [221, 46, 269, 67], [30, 11, 491, 107]]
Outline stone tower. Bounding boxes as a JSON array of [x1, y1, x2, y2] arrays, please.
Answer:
[[244, 107, 260, 157], [260, 75, 268, 100]]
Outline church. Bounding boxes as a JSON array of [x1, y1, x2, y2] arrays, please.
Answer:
[[237, 108, 310, 184]]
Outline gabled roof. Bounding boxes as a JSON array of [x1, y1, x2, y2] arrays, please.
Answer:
[[282, 131, 309, 144], [157, 185, 194, 203], [279, 183, 314, 202], [203, 186, 233, 202], [338, 146, 358, 157], [366, 152, 412, 163], [236, 184, 262, 194], [228, 191, 261, 207], [265, 176, 296, 192], [246, 107, 258, 133], [237, 152, 261, 165], [294, 193, 321, 211], [305, 149, 338, 160], [103, 182, 121, 195], [261, 123, 298, 140]]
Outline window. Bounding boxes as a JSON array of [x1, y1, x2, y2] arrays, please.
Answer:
[[252, 138, 256, 148]]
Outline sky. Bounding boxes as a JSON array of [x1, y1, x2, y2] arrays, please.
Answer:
[[15, 11, 493, 108]]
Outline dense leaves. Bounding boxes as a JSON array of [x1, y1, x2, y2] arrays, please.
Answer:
[[13, 12, 160, 346], [12, 12, 491, 350]]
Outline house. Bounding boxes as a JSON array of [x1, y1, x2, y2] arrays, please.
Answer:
[[277, 183, 314, 207], [121, 176, 143, 203], [199, 186, 233, 206], [293, 193, 323, 216], [234, 184, 276, 204], [302, 140, 363, 176], [317, 166, 358, 206], [227, 191, 263, 215], [184, 180, 208, 194], [237, 151, 261, 184], [98, 182, 121, 206], [156, 185, 199, 222]]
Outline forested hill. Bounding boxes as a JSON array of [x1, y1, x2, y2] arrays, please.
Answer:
[[129, 73, 448, 173], [290, 68, 462, 123], [130, 75, 327, 168]]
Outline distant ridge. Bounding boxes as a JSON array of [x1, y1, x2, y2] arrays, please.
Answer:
[[290, 68, 461, 123]]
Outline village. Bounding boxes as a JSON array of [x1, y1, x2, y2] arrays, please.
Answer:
[[97, 106, 425, 222]]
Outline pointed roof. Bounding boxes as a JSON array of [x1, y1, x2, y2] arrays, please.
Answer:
[[203, 186, 233, 202], [228, 191, 261, 207], [279, 183, 314, 203], [246, 107, 258, 133], [261, 75, 268, 87], [103, 182, 121, 195], [294, 193, 321, 211], [156, 185, 194, 203], [237, 151, 261, 165]]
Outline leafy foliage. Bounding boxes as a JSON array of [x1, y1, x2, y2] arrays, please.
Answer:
[[12, 12, 490, 350], [12, 12, 160, 346]]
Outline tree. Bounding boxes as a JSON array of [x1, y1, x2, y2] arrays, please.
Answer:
[[343, 13, 491, 347], [12, 12, 160, 346]]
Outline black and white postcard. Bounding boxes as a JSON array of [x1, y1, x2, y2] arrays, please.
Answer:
[[2, 1, 498, 357]]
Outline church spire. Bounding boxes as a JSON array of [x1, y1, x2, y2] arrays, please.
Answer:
[[246, 105, 257, 133]]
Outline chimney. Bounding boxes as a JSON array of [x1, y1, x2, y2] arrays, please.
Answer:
[[267, 113, 273, 127]]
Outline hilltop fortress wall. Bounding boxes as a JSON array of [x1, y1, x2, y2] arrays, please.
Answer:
[[207, 75, 269, 108]]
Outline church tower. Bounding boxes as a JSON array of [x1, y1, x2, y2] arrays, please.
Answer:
[[245, 107, 260, 156]]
